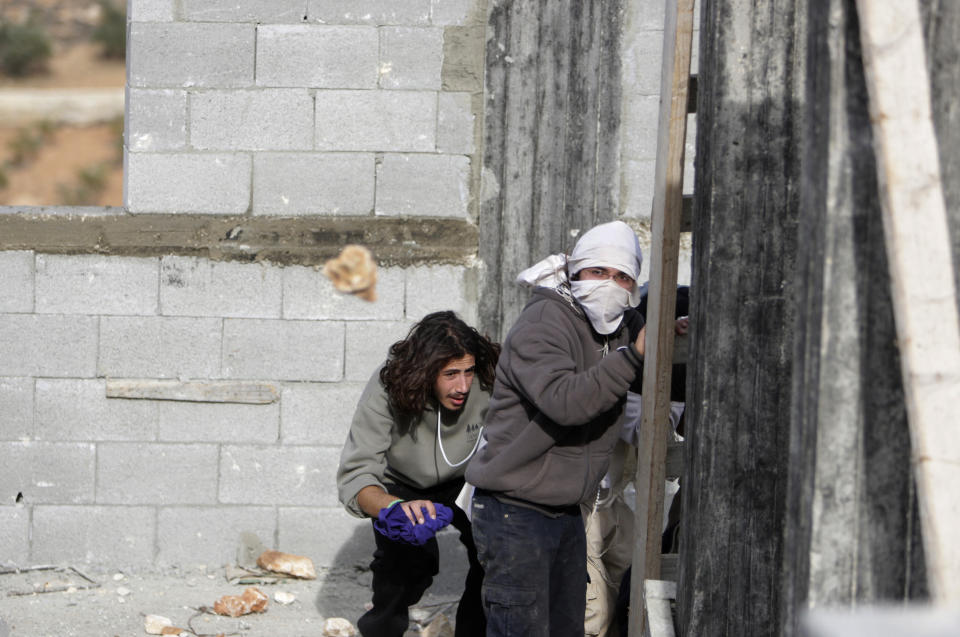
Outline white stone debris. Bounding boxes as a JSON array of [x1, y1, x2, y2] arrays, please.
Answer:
[[143, 614, 172, 634], [321, 617, 357, 636]]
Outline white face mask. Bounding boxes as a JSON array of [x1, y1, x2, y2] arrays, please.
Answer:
[[570, 279, 632, 335]]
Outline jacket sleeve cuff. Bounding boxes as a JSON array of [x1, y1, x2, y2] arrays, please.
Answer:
[[619, 345, 644, 369]]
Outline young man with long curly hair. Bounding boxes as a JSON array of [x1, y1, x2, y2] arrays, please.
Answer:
[[337, 311, 500, 637]]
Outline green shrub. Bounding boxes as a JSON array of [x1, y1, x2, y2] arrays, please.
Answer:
[[0, 19, 52, 77], [92, 1, 126, 60], [0, 164, 9, 191], [108, 115, 125, 164], [58, 163, 110, 206], [6, 123, 55, 166]]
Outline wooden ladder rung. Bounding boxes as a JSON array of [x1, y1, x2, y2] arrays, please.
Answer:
[[665, 441, 684, 479], [681, 195, 693, 232], [660, 553, 679, 582], [687, 74, 698, 114]]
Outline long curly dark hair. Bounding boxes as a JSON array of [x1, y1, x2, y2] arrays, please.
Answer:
[[380, 311, 500, 418]]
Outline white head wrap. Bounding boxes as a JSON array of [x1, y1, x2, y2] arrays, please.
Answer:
[[515, 220, 644, 335], [567, 220, 643, 306]]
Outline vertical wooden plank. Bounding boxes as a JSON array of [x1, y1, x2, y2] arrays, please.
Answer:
[[855, 0, 960, 604], [677, 0, 806, 634], [783, 3, 927, 633], [629, 1, 694, 635]]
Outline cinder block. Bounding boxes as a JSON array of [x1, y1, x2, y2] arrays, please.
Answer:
[[0, 442, 95, 504], [375, 153, 470, 217], [344, 321, 413, 381], [0, 250, 34, 312], [128, 23, 255, 88], [160, 257, 282, 319], [32, 505, 155, 566], [41, 255, 147, 316], [278, 506, 370, 568], [126, 153, 252, 214], [281, 265, 403, 320], [437, 91, 475, 154], [256, 25, 378, 89], [630, 0, 666, 31], [159, 401, 279, 443], [35, 254, 158, 316], [97, 443, 219, 504], [98, 316, 222, 379], [181, 0, 306, 22], [126, 89, 187, 151], [252, 153, 375, 216], [35, 379, 158, 441], [404, 264, 477, 324], [430, 0, 483, 25], [0, 506, 29, 566], [0, 314, 97, 377], [157, 506, 276, 568], [621, 94, 661, 161], [306, 0, 430, 25], [685, 116, 697, 194], [280, 381, 366, 444], [620, 158, 656, 220], [222, 319, 345, 382], [190, 90, 313, 151], [379, 27, 444, 89], [315, 90, 436, 152], [622, 30, 664, 96], [129, 0, 175, 22], [0, 377, 33, 441], [219, 445, 341, 506]]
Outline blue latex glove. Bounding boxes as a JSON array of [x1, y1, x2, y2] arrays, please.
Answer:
[[374, 501, 454, 545]]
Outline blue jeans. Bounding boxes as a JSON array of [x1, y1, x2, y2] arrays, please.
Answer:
[[471, 492, 587, 637]]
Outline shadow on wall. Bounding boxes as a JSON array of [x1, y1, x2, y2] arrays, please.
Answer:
[[315, 523, 471, 622]]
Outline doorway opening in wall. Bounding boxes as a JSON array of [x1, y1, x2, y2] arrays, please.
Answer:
[[0, 0, 125, 207]]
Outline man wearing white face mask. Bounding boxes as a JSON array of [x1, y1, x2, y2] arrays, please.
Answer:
[[465, 220, 646, 637]]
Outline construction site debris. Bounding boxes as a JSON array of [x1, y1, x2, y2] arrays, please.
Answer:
[[321, 617, 357, 636], [422, 614, 455, 637], [273, 590, 296, 605], [143, 614, 173, 634], [323, 244, 378, 302], [0, 565, 100, 597], [212, 587, 268, 618], [256, 550, 317, 580]]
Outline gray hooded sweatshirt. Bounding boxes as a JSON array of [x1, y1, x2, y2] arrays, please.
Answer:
[[465, 288, 644, 508]]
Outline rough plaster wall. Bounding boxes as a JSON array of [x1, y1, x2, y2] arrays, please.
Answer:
[[0, 0, 490, 574]]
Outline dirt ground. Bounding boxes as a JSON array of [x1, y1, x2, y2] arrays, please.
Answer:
[[0, 563, 462, 637], [1, 0, 126, 207]]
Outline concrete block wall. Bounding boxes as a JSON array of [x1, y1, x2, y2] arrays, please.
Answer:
[[124, 0, 483, 217], [0, 251, 479, 570], [1, 0, 488, 574], [0, 0, 690, 574]]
